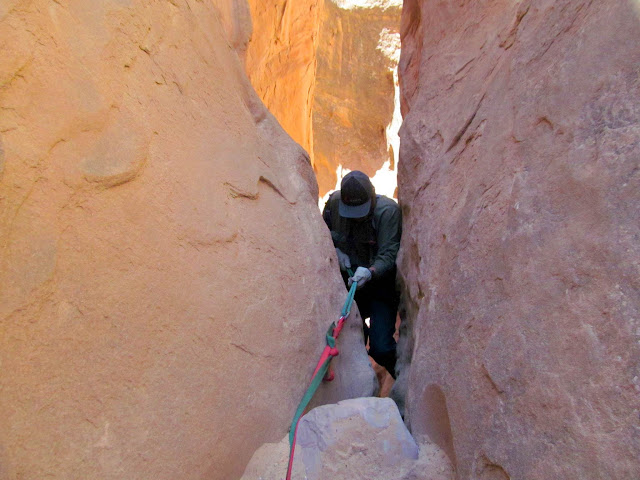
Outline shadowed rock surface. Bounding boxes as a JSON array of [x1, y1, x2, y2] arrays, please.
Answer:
[[397, 1, 640, 478], [0, 1, 375, 478]]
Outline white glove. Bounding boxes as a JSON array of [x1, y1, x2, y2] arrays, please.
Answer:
[[348, 266, 372, 289], [335, 248, 351, 271]]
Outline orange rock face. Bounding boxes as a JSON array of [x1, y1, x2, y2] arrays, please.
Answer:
[[245, 1, 402, 196], [313, 2, 400, 196], [245, 0, 323, 155], [397, 1, 640, 479], [0, 1, 374, 478]]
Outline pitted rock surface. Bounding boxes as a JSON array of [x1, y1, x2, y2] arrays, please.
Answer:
[[397, 1, 640, 478]]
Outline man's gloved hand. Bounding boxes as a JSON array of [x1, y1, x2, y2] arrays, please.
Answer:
[[335, 248, 351, 271], [348, 266, 372, 289]]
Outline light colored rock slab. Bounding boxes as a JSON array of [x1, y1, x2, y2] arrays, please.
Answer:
[[241, 397, 454, 480]]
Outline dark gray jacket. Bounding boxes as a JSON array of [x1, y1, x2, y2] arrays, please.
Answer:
[[323, 192, 402, 278]]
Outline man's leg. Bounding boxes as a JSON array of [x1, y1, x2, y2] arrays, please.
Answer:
[[347, 270, 397, 377], [367, 296, 397, 379], [354, 288, 372, 348]]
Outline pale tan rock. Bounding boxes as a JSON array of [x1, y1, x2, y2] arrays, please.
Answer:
[[298, 397, 418, 479], [241, 398, 454, 480], [213, 0, 253, 59], [397, 0, 640, 479], [0, 1, 375, 479], [242, 436, 455, 480], [0, 135, 5, 178], [82, 109, 148, 188]]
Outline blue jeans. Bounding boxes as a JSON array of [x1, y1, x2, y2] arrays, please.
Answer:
[[343, 268, 398, 378]]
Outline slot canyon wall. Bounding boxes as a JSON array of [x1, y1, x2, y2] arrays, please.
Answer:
[[246, 0, 402, 196], [245, 0, 322, 155], [312, 1, 401, 196], [397, 0, 640, 479], [0, 1, 375, 479]]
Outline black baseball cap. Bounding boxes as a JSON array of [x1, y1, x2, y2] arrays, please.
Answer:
[[339, 170, 374, 218]]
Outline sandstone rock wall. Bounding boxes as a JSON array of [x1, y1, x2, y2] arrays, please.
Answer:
[[313, 1, 401, 196], [0, 1, 374, 478], [397, 0, 640, 478], [245, 0, 323, 155], [245, 0, 401, 197]]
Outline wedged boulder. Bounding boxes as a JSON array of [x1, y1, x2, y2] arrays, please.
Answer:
[[241, 397, 454, 480], [397, 0, 640, 478], [0, 1, 375, 479]]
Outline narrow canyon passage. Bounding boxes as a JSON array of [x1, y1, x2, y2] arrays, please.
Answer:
[[246, 0, 405, 399], [0, 1, 638, 480]]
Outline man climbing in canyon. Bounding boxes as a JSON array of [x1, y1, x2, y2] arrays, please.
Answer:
[[323, 170, 402, 379]]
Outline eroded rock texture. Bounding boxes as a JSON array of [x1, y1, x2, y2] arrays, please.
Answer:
[[0, 1, 374, 478], [397, 1, 640, 479]]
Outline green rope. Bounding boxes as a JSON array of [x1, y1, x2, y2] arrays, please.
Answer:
[[287, 324, 335, 446], [288, 275, 358, 448], [342, 268, 356, 317], [342, 281, 357, 317]]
